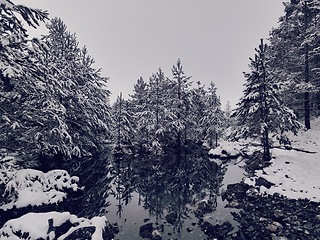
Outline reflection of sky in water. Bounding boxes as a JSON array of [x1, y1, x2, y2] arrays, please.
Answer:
[[105, 158, 246, 240]]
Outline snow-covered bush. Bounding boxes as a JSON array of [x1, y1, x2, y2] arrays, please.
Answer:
[[0, 169, 80, 210], [0, 211, 108, 240]]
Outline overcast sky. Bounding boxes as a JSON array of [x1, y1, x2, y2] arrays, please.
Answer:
[[15, 0, 285, 108]]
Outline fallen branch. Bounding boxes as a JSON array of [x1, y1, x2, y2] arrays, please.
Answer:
[[248, 143, 318, 154], [272, 145, 317, 154]]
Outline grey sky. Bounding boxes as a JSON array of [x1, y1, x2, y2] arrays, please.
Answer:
[[15, 0, 285, 108]]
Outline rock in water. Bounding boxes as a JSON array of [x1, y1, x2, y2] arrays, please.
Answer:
[[139, 223, 153, 239]]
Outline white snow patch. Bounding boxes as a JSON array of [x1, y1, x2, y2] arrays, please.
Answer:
[[209, 141, 241, 157], [208, 146, 223, 156], [0, 212, 108, 240], [245, 148, 320, 201], [0, 169, 80, 210], [245, 117, 320, 201]]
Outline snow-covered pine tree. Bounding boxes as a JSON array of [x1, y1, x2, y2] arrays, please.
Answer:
[[165, 59, 192, 148], [269, 0, 320, 129], [303, 0, 320, 119], [189, 81, 207, 143], [129, 77, 153, 151], [112, 93, 136, 151], [43, 18, 112, 157], [147, 68, 170, 151], [0, 1, 49, 154], [200, 82, 225, 148], [148, 68, 165, 135], [232, 39, 302, 160]]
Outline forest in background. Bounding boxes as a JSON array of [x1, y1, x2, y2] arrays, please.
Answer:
[[0, 0, 320, 165]]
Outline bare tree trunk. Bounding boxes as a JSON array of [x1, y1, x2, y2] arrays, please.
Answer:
[[215, 131, 218, 148], [304, 1, 311, 129], [118, 92, 122, 146]]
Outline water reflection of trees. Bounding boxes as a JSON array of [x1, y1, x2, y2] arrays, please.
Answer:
[[109, 147, 227, 237], [109, 154, 135, 218]]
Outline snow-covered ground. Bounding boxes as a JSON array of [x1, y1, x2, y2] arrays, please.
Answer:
[[245, 117, 320, 202]]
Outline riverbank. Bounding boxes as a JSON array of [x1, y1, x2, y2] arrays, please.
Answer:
[[214, 118, 320, 239], [244, 117, 320, 202], [221, 181, 320, 240]]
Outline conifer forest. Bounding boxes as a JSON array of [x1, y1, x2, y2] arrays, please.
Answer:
[[1, 1, 320, 239]]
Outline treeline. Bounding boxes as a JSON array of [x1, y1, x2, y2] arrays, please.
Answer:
[[2, 0, 320, 162], [112, 62, 228, 154], [0, 1, 229, 162]]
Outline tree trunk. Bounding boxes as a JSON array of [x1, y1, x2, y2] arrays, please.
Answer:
[[118, 92, 122, 146], [264, 127, 271, 161], [215, 131, 218, 148], [304, 1, 311, 129]]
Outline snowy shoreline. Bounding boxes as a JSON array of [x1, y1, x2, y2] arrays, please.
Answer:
[[244, 118, 320, 202]]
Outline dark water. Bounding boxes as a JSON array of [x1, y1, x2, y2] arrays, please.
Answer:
[[97, 149, 245, 240]]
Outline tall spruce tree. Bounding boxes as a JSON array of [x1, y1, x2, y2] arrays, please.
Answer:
[[233, 39, 302, 160], [200, 82, 225, 148], [129, 77, 151, 150], [190, 81, 207, 143], [166, 59, 192, 148], [0, 1, 50, 154], [147, 68, 170, 151], [112, 93, 135, 149], [42, 18, 112, 157]]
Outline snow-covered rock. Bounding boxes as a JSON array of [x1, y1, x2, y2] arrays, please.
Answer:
[[0, 169, 80, 210], [208, 141, 241, 161], [0, 211, 110, 240]]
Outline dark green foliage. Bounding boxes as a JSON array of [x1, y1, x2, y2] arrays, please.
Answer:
[[0, 8, 112, 161], [269, 0, 320, 128], [232, 39, 302, 160], [125, 59, 226, 153], [0, 1, 49, 154], [111, 92, 135, 148]]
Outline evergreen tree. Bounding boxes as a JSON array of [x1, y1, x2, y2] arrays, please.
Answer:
[[112, 93, 135, 149], [147, 68, 171, 151], [129, 77, 151, 150], [224, 101, 232, 118], [232, 39, 302, 160], [43, 18, 112, 157], [269, 0, 320, 129], [165, 59, 192, 147], [0, 1, 50, 154], [200, 82, 225, 148], [1, 13, 112, 159], [189, 81, 207, 143]]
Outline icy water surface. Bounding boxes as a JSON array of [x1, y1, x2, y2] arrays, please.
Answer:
[[101, 150, 246, 240]]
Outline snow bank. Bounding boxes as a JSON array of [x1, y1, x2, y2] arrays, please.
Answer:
[[285, 116, 320, 153], [245, 117, 320, 202], [245, 148, 320, 201], [208, 141, 242, 161], [0, 169, 79, 210], [0, 211, 108, 240]]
